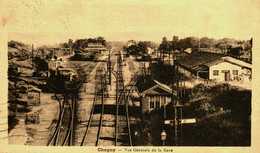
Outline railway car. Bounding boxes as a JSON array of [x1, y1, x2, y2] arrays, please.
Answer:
[[47, 66, 79, 92]]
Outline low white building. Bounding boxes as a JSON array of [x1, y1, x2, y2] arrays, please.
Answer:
[[206, 56, 251, 82]]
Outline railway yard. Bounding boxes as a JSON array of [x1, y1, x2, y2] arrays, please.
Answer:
[[8, 42, 142, 146], [8, 38, 252, 146]]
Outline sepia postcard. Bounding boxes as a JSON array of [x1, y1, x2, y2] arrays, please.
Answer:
[[0, 0, 259, 153]]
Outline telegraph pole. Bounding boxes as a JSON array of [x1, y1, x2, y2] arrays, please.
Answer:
[[31, 44, 34, 65], [115, 54, 119, 146], [171, 53, 183, 146], [107, 49, 112, 85]]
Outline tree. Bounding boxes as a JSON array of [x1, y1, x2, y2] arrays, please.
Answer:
[[124, 40, 153, 57], [60, 42, 69, 48], [32, 57, 48, 74], [97, 36, 106, 46], [200, 37, 215, 48], [68, 39, 73, 48], [8, 64, 20, 81], [177, 37, 199, 51], [158, 37, 171, 61], [171, 35, 179, 50]]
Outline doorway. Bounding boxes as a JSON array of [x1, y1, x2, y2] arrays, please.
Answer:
[[224, 71, 231, 81]]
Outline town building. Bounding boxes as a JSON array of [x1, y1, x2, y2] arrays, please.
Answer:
[[83, 42, 108, 53], [206, 56, 251, 82], [126, 40, 137, 47], [25, 111, 40, 124], [48, 57, 63, 71], [27, 86, 41, 106], [137, 79, 177, 113], [177, 52, 252, 83], [57, 67, 77, 81]]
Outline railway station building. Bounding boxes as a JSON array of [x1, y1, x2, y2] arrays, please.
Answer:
[[138, 79, 177, 113], [177, 52, 252, 83], [205, 56, 251, 82]]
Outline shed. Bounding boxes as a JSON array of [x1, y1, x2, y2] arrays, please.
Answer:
[[27, 86, 41, 106], [25, 111, 40, 124], [138, 79, 177, 113]]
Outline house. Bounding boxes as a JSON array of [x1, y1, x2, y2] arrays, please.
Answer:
[[83, 42, 108, 53], [177, 52, 252, 83], [206, 56, 251, 82], [27, 86, 41, 106], [177, 52, 224, 78], [48, 57, 63, 71], [137, 79, 177, 113], [25, 111, 40, 124], [184, 48, 192, 54], [147, 47, 155, 55], [126, 40, 137, 47]]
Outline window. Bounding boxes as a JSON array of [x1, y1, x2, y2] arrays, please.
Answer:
[[156, 101, 160, 109], [149, 96, 154, 102], [150, 101, 155, 109], [162, 97, 166, 105], [213, 70, 219, 76], [166, 96, 171, 103], [149, 96, 155, 109], [156, 96, 160, 103], [233, 70, 238, 75], [221, 70, 229, 73], [156, 96, 160, 108]]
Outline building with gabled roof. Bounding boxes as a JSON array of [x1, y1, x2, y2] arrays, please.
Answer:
[[206, 56, 251, 82], [177, 52, 252, 83], [137, 78, 177, 113], [27, 86, 41, 106], [83, 42, 108, 53]]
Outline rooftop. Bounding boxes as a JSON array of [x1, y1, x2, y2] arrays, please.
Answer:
[[177, 52, 224, 71], [136, 76, 176, 96]]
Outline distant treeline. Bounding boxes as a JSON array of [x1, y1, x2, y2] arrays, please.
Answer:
[[158, 36, 252, 53], [124, 36, 253, 56], [123, 40, 157, 56]]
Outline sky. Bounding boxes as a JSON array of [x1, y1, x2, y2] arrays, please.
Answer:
[[1, 0, 260, 46]]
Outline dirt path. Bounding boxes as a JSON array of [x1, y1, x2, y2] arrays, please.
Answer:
[[8, 93, 59, 145]]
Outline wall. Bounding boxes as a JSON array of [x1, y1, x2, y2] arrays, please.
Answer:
[[141, 95, 149, 113], [142, 94, 171, 113], [28, 92, 40, 106], [209, 61, 246, 82]]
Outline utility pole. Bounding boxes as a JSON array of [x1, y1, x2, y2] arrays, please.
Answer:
[[115, 54, 119, 146], [171, 55, 183, 146], [31, 44, 34, 65], [198, 37, 201, 57], [107, 49, 112, 85]]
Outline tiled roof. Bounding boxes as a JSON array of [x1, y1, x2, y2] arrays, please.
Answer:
[[204, 56, 252, 69], [177, 52, 224, 71], [178, 52, 251, 71], [138, 79, 177, 96]]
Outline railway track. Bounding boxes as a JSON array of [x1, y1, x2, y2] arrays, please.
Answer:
[[47, 62, 86, 146], [80, 67, 106, 146], [47, 93, 77, 146], [115, 52, 133, 146], [79, 51, 139, 146]]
